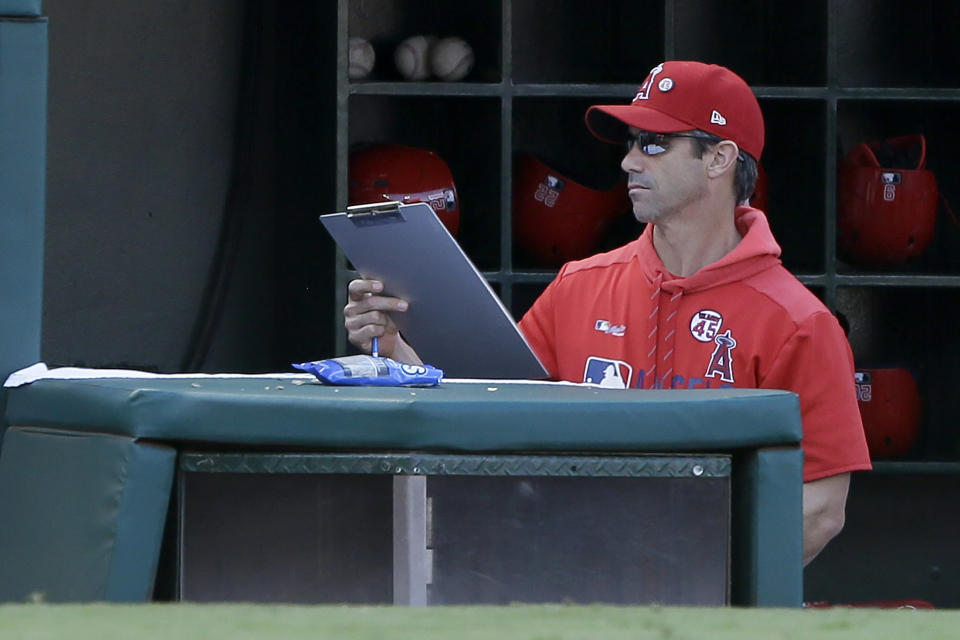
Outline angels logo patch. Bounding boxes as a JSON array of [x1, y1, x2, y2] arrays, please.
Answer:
[[633, 63, 664, 102], [690, 310, 723, 342], [705, 329, 737, 383], [583, 357, 633, 389]]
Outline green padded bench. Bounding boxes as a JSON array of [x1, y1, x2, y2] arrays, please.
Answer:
[[0, 375, 803, 606]]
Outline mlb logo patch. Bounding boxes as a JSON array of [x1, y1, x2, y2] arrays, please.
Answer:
[[583, 357, 633, 389], [594, 319, 626, 337]]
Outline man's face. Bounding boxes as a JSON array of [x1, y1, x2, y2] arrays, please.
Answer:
[[620, 129, 710, 224]]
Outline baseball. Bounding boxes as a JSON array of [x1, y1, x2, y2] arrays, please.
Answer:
[[348, 37, 375, 80], [394, 35, 435, 81], [430, 36, 474, 81]]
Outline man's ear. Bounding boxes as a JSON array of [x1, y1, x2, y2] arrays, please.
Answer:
[[706, 140, 740, 178]]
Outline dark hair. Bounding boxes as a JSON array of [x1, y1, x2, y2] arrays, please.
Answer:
[[687, 131, 759, 205]]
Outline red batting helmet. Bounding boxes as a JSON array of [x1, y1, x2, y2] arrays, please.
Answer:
[[513, 154, 630, 267], [837, 134, 939, 267], [349, 144, 460, 236], [855, 368, 923, 459]]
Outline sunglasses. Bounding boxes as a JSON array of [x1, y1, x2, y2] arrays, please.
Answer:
[[624, 131, 709, 156]]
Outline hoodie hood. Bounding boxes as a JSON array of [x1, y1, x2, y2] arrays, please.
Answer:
[[636, 206, 783, 292], [630, 206, 783, 389]]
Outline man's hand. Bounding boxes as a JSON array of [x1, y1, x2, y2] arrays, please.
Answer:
[[343, 279, 422, 364]]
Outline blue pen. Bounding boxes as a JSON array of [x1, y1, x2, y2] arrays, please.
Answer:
[[371, 336, 379, 358]]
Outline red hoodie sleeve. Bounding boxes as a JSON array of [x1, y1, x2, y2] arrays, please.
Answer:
[[518, 272, 563, 380], [760, 310, 873, 482]]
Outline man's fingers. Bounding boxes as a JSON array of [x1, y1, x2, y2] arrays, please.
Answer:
[[344, 279, 409, 356], [347, 278, 383, 300], [344, 309, 389, 334], [344, 298, 407, 319], [348, 323, 385, 346], [344, 291, 408, 318]]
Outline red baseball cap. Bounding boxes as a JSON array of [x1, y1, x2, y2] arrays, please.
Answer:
[[585, 61, 765, 161]]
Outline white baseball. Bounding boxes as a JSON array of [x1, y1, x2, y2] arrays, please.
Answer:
[[430, 37, 474, 81], [394, 35, 435, 81], [348, 37, 375, 80]]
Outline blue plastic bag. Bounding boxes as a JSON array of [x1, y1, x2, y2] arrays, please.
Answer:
[[293, 355, 443, 387]]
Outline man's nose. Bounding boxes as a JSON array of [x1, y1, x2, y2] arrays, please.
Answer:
[[621, 146, 645, 174]]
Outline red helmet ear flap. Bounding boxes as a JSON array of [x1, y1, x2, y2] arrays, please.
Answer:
[[910, 133, 927, 168], [349, 144, 460, 236], [869, 134, 927, 170], [837, 134, 939, 267], [844, 142, 881, 168], [512, 154, 630, 267]]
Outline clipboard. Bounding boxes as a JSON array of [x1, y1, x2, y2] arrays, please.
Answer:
[[321, 201, 548, 379]]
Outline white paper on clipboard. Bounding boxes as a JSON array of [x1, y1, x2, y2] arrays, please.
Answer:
[[321, 201, 548, 379]]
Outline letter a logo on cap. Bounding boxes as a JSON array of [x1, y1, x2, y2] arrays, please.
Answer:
[[633, 64, 664, 102], [710, 110, 727, 126]]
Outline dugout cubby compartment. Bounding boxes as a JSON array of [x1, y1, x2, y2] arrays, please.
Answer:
[[672, 0, 826, 87], [836, 100, 960, 276], [511, 281, 550, 321], [347, 0, 501, 83], [511, 96, 634, 270], [805, 473, 960, 607], [758, 98, 827, 274], [835, 286, 930, 368], [510, 0, 663, 84], [348, 95, 502, 269], [835, 286, 960, 460], [512, 96, 629, 191], [835, 1, 960, 88]]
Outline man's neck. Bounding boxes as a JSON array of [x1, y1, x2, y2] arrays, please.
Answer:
[[651, 202, 742, 277]]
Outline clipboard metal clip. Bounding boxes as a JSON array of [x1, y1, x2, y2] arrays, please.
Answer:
[[345, 200, 405, 226]]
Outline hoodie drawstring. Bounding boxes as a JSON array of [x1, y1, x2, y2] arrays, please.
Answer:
[[659, 288, 683, 388], [645, 273, 662, 388], [645, 272, 683, 389]]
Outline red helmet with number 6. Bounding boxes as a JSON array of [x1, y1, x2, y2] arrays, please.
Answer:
[[837, 134, 939, 267], [349, 144, 460, 236], [513, 154, 630, 268], [855, 368, 922, 459]]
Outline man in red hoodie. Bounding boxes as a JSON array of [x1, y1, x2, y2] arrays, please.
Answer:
[[344, 61, 872, 565]]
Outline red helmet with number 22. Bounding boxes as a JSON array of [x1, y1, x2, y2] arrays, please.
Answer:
[[513, 154, 630, 267], [349, 144, 460, 236]]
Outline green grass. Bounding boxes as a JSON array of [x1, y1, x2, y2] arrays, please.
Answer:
[[0, 604, 957, 640]]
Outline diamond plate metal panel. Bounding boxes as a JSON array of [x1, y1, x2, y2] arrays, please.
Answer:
[[180, 452, 730, 478]]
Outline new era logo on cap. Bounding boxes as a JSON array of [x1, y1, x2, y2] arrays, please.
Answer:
[[710, 110, 727, 126]]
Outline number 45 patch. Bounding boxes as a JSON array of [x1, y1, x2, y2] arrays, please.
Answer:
[[690, 310, 723, 342]]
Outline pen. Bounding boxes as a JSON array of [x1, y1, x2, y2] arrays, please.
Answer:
[[371, 336, 379, 358]]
